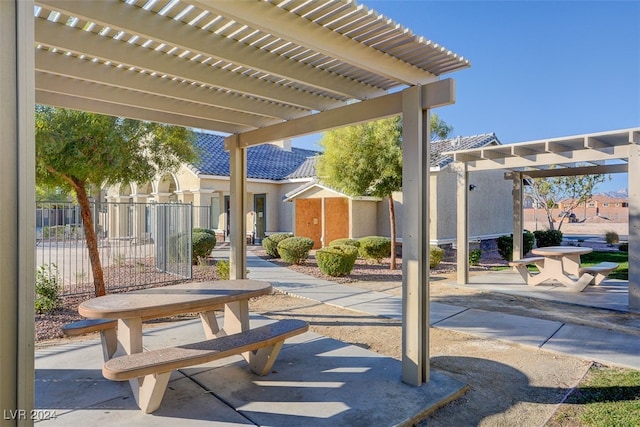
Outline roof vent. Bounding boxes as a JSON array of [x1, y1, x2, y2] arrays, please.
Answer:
[[451, 136, 461, 148]]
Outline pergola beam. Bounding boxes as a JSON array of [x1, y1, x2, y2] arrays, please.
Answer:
[[505, 163, 629, 179], [38, 0, 382, 100], [459, 145, 632, 172], [35, 19, 336, 111], [36, 50, 305, 120], [36, 71, 277, 128], [36, 90, 249, 133], [231, 79, 455, 148], [197, 0, 438, 85]]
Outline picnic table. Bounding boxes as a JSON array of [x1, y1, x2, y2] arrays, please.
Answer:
[[527, 246, 594, 291], [77, 280, 309, 413], [78, 279, 273, 355]]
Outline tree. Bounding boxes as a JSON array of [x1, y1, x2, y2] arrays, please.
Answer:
[[35, 106, 197, 296], [525, 174, 608, 231], [317, 113, 452, 270]]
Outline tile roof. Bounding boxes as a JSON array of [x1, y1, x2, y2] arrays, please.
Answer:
[[188, 132, 499, 181], [431, 133, 500, 168], [189, 133, 320, 180]]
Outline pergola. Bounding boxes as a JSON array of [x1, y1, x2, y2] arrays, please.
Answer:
[[2, 0, 470, 415], [446, 128, 640, 308]]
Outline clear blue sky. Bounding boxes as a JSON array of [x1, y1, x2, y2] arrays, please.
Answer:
[[292, 0, 639, 193]]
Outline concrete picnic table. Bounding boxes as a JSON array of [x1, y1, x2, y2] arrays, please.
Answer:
[[530, 246, 594, 291], [78, 280, 272, 356]]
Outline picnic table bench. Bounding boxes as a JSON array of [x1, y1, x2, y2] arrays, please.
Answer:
[[579, 262, 619, 285], [102, 319, 308, 413], [74, 280, 309, 413]]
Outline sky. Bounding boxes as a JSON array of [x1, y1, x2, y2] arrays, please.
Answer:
[[291, 0, 640, 193]]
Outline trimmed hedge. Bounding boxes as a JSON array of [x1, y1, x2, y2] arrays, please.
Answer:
[[316, 245, 359, 277], [533, 229, 563, 248], [192, 231, 216, 263], [262, 233, 293, 258], [193, 227, 215, 236], [278, 237, 314, 265], [358, 236, 391, 262], [329, 238, 360, 248], [497, 231, 535, 262], [430, 246, 445, 269]]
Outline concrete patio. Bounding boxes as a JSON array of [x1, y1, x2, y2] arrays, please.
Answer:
[[34, 251, 640, 426]]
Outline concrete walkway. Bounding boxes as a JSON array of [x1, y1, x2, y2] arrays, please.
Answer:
[[245, 252, 640, 371], [35, 249, 639, 426]]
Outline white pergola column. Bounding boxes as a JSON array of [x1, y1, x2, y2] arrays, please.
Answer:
[[1, 0, 36, 419], [453, 162, 469, 284], [227, 135, 247, 280], [401, 85, 430, 385], [629, 140, 640, 310], [512, 173, 524, 261]]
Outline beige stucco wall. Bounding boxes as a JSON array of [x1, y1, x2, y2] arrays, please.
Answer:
[[350, 199, 378, 238], [375, 168, 512, 243], [432, 168, 512, 242]]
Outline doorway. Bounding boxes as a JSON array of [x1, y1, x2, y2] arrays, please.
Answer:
[[254, 194, 266, 244]]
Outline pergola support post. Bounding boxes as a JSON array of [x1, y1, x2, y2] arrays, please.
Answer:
[[512, 172, 524, 261], [629, 140, 640, 310], [227, 135, 247, 280], [454, 162, 469, 284], [1, 0, 36, 422], [401, 85, 430, 386]]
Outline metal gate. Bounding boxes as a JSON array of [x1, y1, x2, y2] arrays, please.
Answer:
[[155, 203, 192, 279], [36, 201, 193, 296]]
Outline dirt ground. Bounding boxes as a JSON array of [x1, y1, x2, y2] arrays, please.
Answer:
[[242, 245, 640, 426], [246, 278, 625, 426], [36, 241, 639, 426]]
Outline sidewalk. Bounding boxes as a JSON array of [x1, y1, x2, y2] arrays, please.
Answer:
[[244, 251, 640, 371]]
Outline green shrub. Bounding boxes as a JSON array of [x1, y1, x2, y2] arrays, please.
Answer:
[[262, 233, 293, 258], [35, 264, 61, 314], [216, 260, 230, 280], [605, 231, 620, 245], [192, 231, 216, 264], [497, 231, 535, 262], [329, 238, 360, 248], [193, 227, 215, 236], [358, 236, 391, 262], [316, 245, 359, 276], [533, 229, 563, 248], [278, 237, 314, 264], [214, 259, 249, 280], [619, 242, 628, 252], [430, 246, 445, 269], [469, 249, 482, 266]]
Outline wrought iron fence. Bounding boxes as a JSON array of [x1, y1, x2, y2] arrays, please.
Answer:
[[36, 201, 192, 296]]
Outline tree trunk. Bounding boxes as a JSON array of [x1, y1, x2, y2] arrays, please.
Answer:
[[544, 210, 556, 230], [388, 196, 397, 270], [73, 180, 106, 296]]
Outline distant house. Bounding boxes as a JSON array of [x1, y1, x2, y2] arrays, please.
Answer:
[[554, 194, 629, 223], [106, 132, 514, 247]]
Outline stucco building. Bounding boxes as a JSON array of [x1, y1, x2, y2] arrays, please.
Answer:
[[106, 131, 513, 247]]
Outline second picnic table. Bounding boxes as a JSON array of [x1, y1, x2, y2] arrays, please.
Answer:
[[530, 246, 594, 291]]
